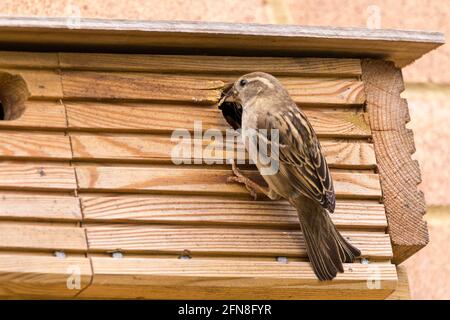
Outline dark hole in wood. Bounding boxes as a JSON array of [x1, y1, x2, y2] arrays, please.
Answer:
[[0, 72, 30, 121], [0, 100, 4, 120], [218, 85, 242, 130]]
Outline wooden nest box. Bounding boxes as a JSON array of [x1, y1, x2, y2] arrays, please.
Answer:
[[0, 18, 444, 299]]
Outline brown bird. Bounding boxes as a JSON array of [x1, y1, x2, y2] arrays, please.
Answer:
[[219, 72, 361, 281]]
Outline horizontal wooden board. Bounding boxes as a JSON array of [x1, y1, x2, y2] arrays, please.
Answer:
[[59, 53, 362, 76], [79, 257, 397, 299], [0, 101, 67, 130], [71, 134, 376, 168], [61, 71, 365, 106], [0, 223, 87, 252], [81, 196, 387, 229], [0, 17, 442, 68], [85, 224, 392, 259], [0, 51, 59, 69], [0, 164, 77, 191], [265, 77, 365, 106], [65, 102, 371, 137], [0, 132, 71, 160], [0, 195, 81, 222], [61, 71, 223, 104], [0, 254, 92, 298], [75, 166, 382, 199], [0, 51, 362, 77], [0, 68, 62, 99]]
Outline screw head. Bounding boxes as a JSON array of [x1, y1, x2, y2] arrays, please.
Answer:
[[54, 251, 66, 259], [112, 251, 123, 259], [276, 256, 288, 264], [361, 258, 370, 265]]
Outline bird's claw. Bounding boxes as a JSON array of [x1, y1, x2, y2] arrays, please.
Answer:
[[227, 176, 258, 200], [229, 159, 245, 178]]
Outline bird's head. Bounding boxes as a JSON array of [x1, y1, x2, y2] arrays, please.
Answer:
[[218, 72, 282, 130], [222, 72, 280, 105]]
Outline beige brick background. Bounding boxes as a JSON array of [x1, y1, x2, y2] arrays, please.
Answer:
[[0, 0, 448, 299]]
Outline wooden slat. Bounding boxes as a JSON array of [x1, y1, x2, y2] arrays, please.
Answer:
[[81, 196, 387, 229], [0, 101, 67, 130], [75, 166, 382, 199], [0, 51, 362, 76], [86, 224, 392, 259], [270, 77, 365, 106], [0, 164, 77, 191], [0, 223, 87, 252], [0, 17, 443, 68], [65, 102, 371, 137], [0, 132, 72, 160], [0, 195, 81, 222], [59, 53, 362, 76], [0, 254, 92, 298], [0, 68, 62, 99], [0, 51, 59, 68], [79, 257, 397, 299], [71, 134, 376, 168], [61, 71, 223, 104], [61, 71, 365, 105]]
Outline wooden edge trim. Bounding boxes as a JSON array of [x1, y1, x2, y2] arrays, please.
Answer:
[[0, 18, 444, 68], [361, 59, 428, 264]]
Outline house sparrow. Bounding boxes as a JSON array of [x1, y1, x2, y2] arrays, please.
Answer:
[[219, 72, 361, 281]]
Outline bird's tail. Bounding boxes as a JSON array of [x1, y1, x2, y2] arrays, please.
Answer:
[[291, 195, 361, 281]]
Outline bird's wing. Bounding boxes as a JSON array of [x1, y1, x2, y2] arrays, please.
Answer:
[[258, 105, 336, 212]]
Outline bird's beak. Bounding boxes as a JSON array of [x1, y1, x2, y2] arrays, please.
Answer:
[[218, 82, 235, 106]]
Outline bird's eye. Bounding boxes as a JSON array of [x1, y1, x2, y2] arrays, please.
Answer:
[[239, 79, 248, 87]]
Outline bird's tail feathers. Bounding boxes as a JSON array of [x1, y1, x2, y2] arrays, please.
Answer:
[[293, 196, 361, 281]]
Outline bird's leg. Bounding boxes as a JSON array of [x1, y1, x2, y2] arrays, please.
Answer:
[[227, 160, 280, 200]]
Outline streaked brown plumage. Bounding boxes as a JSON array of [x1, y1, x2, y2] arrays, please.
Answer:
[[219, 72, 361, 281]]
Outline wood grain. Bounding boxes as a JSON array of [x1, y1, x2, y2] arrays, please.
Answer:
[[85, 224, 392, 259], [59, 53, 362, 76], [71, 134, 376, 168], [61, 71, 223, 104], [0, 195, 81, 222], [0, 68, 62, 99], [0, 51, 58, 69], [61, 71, 365, 106], [75, 166, 382, 199], [0, 223, 87, 252], [269, 77, 365, 106], [79, 257, 397, 299], [0, 254, 92, 298], [81, 196, 387, 229], [0, 132, 71, 160], [65, 101, 370, 137], [0, 101, 67, 131], [362, 60, 427, 264], [0, 17, 443, 67], [386, 265, 411, 300], [0, 164, 77, 191]]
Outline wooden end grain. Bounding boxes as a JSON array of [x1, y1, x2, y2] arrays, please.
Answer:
[[362, 59, 428, 264]]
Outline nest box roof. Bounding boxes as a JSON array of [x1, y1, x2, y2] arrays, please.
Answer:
[[0, 17, 444, 67]]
